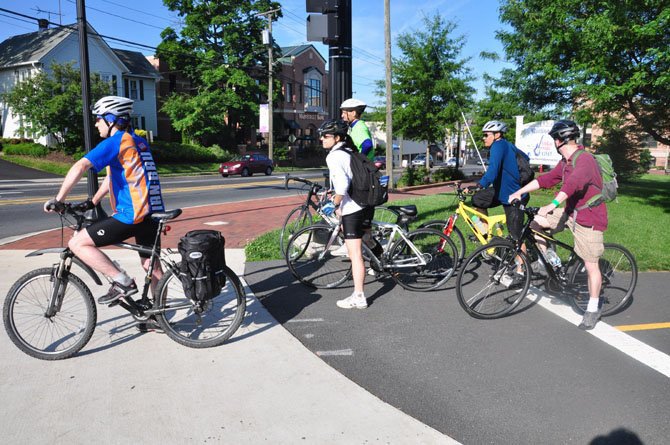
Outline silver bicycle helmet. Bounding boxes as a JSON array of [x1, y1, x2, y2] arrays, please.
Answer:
[[91, 95, 134, 117], [340, 98, 367, 113], [482, 120, 508, 133]]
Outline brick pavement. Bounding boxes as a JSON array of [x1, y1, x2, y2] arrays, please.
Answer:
[[0, 182, 466, 250]]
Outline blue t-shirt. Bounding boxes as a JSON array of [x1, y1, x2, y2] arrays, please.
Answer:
[[85, 131, 164, 224], [478, 138, 525, 204]]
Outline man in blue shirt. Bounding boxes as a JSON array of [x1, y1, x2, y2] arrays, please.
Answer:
[[44, 96, 164, 306], [465, 120, 528, 240]]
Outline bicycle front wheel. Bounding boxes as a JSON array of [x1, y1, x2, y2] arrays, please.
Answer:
[[456, 240, 530, 319], [3, 268, 97, 360], [279, 206, 313, 256], [155, 264, 246, 348], [568, 243, 638, 316], [419, 219, 466, 263], [286, 225, 352, 288], [389, 228, 458, 291]]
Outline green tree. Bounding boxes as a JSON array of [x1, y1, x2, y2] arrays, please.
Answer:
[[496, 0, 670, 146], [377, 14, 475, 144], [2, 62, 109, 152], [157, 0, 281, 146]]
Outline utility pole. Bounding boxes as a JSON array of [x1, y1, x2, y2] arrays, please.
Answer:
[[259, 9, 279, 161], [384, 0, 393, 187], [76, 0, 105, 219]]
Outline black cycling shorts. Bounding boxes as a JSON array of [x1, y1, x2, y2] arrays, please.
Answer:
[[85, 216, 159, 258], [341, 207, 374, 239]]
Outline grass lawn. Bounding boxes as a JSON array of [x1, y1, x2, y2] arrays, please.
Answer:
[[245, 174, 670, 271]]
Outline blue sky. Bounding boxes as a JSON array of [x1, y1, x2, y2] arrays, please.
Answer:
[[0, 0, 512, 107]]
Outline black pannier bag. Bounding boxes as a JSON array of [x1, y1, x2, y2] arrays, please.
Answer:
[[178, 230, 226, 301]]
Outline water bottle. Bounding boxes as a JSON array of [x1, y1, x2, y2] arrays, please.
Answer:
[[544, 248, 562, 269], [471, 215, 487, 234]]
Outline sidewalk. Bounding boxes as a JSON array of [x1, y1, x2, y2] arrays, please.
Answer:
[[0, 185, 461, 443]]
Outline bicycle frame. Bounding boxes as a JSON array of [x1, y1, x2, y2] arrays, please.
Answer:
[[454, 201, 507, 244], [366, 221, 429, 269]]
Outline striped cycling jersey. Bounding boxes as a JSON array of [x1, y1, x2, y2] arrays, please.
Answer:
[[85, 131, 164, 224]]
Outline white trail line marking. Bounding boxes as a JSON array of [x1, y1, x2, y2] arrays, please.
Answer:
[[316, 349, 353, 356], [287, 318, 324, 323], [203, 221, 229, 226], [527, 288, 670, 379]]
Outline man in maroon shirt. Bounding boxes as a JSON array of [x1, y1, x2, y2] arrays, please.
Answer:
[[509, 120, 607, 330]]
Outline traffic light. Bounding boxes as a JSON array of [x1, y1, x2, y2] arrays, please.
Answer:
[[306, 0, 339, 45]]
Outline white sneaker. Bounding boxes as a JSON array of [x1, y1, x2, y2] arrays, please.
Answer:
[[336, 293, 368, 309]]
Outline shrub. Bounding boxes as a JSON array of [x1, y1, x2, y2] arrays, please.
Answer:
[[432, 167, 465, 182], [150, 140, 219, 163], [206, 144, 235, 162], [3, 142, 49, 157], [397, 166, 430, 187]]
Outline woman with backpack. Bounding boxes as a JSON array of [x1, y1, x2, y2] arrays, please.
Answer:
[[318, 119, 382, 310]]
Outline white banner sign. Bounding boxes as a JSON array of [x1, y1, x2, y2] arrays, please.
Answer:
[[515, 120, 561, 166], [259, 104, 269, 133]]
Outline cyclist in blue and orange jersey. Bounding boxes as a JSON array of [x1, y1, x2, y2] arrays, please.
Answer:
[[464, 120, 528, 241], [340, 98, 375, 161], [44, 95, 165, 305]]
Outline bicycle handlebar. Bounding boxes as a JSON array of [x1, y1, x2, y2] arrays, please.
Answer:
[[284, 175, 323, 191]]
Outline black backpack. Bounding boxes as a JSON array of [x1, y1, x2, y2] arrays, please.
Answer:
[[514, 147, 534, 186], [178, 230, 226, 301], [340, 147, 388, 207]]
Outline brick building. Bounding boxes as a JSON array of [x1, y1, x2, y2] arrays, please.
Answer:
[[275, 45, 329, 153]]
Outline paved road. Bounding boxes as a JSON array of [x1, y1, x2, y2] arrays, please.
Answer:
[[247, 260, 669, 444]]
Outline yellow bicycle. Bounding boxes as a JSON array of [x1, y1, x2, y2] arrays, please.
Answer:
[[419, 184, 507, 262]]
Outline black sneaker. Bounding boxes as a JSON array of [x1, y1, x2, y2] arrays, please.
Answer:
[[98, 280, 138, 305], [578, 309, 602, 330]]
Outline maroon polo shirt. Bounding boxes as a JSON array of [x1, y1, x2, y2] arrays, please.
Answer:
[[537, 149, 608, 231]]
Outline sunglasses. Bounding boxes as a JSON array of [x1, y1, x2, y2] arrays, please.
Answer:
[[482, 133, 493, 138]]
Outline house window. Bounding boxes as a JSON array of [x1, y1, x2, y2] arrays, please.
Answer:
[[99, 73, 115, 94], [129, 80, 139, 100], [285, 82, 293, 103], [14, 69, 31, 84], [306, 79, 320, 108], [131, 116, 141, 129]]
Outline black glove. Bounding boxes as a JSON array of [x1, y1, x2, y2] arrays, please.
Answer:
[[82, 199, 96, 211], [44, 198, 65, 213]]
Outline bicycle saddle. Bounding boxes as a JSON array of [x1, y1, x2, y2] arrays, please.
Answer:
[[152, 209, 182, 221], [388, 205, 417, 218]]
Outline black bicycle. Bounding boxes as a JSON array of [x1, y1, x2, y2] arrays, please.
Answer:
[[455, 203, 637, 319], [3, 202, 246, 360]]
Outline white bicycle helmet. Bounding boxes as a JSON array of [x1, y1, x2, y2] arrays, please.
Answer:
[[91, 95, 134, 117], [340, 98, 367, 112], [482, 120, 508, 133]]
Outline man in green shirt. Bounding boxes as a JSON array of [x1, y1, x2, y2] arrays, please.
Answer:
[[340, 98, 374, 161]]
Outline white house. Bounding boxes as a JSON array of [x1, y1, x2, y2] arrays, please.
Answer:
[[0, 22, 160, 145]]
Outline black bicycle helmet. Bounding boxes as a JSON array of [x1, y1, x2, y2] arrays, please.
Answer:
[[549, 120, 580, 141], [318, 119, 349, 138]]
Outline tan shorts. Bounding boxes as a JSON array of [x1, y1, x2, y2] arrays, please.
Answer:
[[543, 208, 604, 263]]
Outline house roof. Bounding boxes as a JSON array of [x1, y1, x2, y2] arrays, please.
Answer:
[[279, 44, 327, 65], [112, 49, 160, 78], [0, 24, 158, 79], [0, 25, 74, 68]]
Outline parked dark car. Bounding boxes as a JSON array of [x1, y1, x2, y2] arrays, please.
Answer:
[[219, 153, 274, 177], [373, 156, 386, 170]]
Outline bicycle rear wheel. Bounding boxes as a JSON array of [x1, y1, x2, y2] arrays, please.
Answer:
[[568, 243, 638, 316], [286, 224, 352, 288], [456, 240, 530, 319], [419, 218, 466, 263], [279, 206, 313, 256], [389, 228, 458, 291], [3, 268, 97, 360], [155, 264, 246, 348]]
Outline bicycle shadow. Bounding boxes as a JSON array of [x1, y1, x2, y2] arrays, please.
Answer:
[[77, 312, 148, 357]]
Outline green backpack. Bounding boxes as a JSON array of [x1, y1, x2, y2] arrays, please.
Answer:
[[572, 150, 618, 208]]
